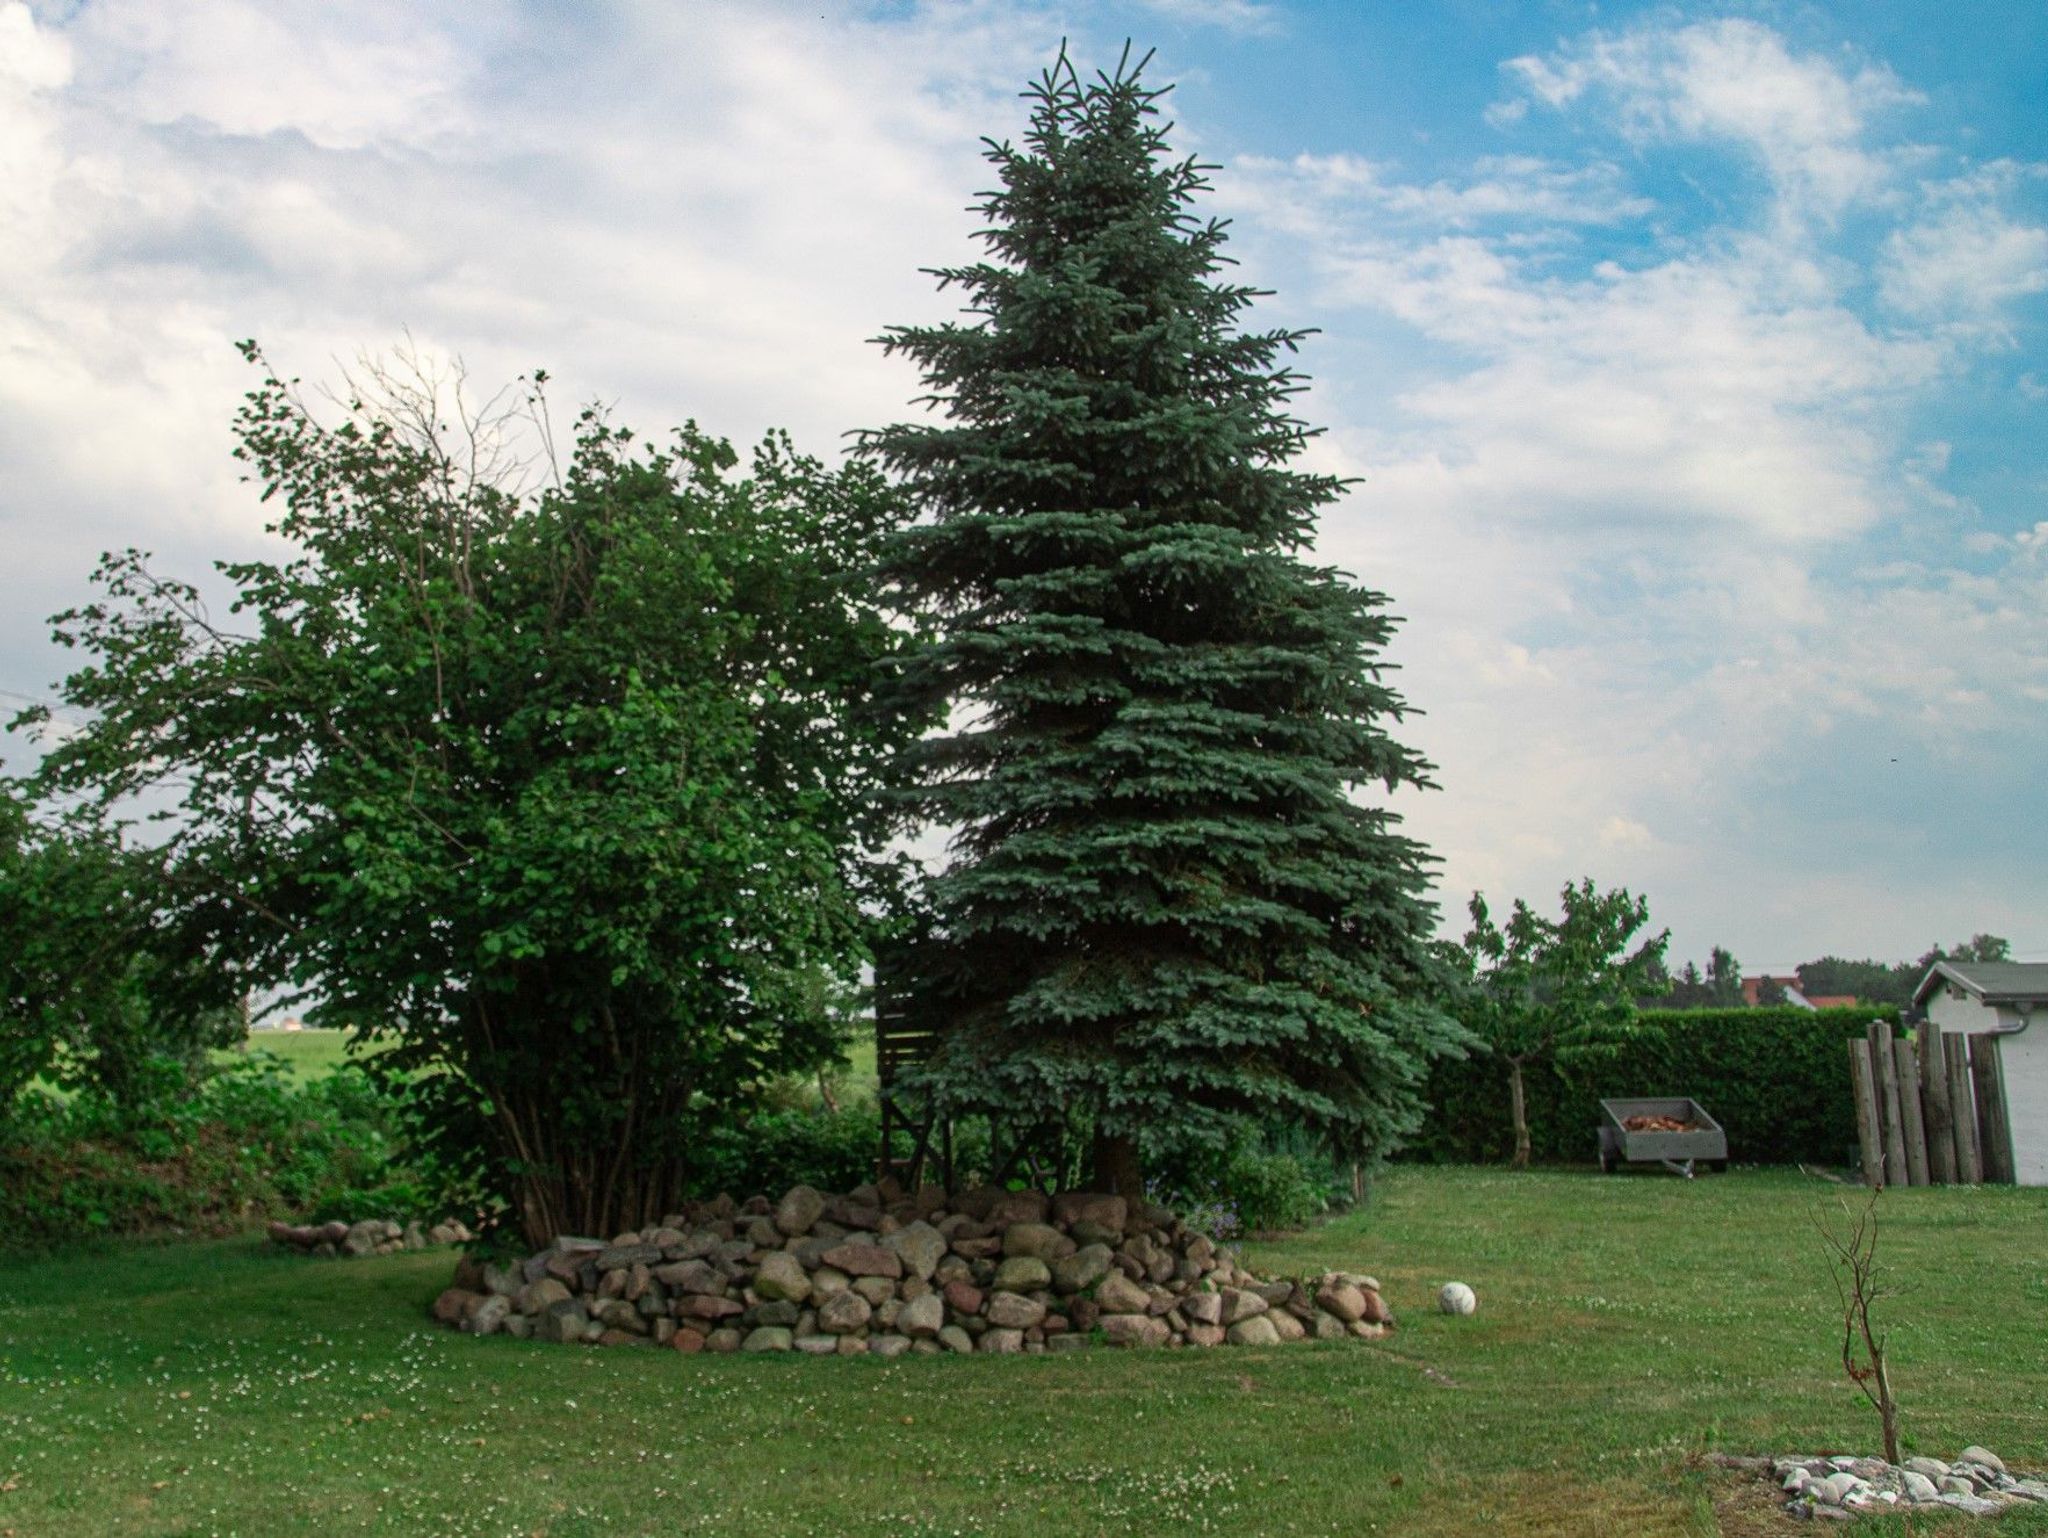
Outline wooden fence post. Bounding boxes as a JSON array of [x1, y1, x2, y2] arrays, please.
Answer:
[[1945, 1032, 1982, 1185], [1971, 1036, 2015, 1185], [1919, 1024, 1957, 1185], [1869, 1022, 1909, 1188], [1893, 1036, 1929, 1187], [1848, 1038, 1884, 1188]]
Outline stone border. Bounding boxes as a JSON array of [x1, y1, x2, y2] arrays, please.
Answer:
[[431, 1181, 1396, 1355], [269, 1217, 474, 1258], [1775, 1448, 2046, 1519]]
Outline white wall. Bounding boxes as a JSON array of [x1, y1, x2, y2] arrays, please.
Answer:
[[2000, 1022, 2048, 1186]]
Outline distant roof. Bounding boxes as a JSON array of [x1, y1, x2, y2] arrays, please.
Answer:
[[1913, 961, 2048, 1010]]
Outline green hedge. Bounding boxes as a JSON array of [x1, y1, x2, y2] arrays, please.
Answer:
[[1411, 1006, 1888, 1166]]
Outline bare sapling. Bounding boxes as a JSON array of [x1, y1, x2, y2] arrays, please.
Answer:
[[1814, 1190, 1901, 1465]]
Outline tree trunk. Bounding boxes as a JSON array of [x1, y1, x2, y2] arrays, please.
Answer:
[[1509, 1058, 1531, 1169], [1091, 1130, 1144, 1196]]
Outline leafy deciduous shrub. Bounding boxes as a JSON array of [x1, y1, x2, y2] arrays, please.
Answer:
[[0, 1054, 465, 1248]]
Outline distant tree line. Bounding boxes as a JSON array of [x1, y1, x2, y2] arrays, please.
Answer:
[[1636, 934, 2011, 1010]]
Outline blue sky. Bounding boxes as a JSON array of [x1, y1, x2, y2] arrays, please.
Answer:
[[1, 0, 2043, 970]]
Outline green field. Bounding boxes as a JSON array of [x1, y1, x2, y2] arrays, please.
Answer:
[[2, 1167, 2042, 1537], [224, 1028, 366, 1081]]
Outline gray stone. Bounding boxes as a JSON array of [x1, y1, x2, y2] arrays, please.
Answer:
[[753, 1250, 812, 1305], [1902, 1472, 1940, 1503], [1181, 1291, 1223, 1326], [1217, 1287, 1269, 1325], [1002, 1222, 1076, 1262], [482, 1261, 522, 1297], [817, 1290, 873, 1335], [852, 1275, 897, 1307], [1050, 1244, 1113, 1295], [1815, 1473, 1861, 1506], [809, 1265, 851, 1301], [938, 1325, 974, 1354], [740, 1326, 793, 1353], [751, 1299, 800, 1327], [986, 1291, 1047, 1330], [898, 1292, 944, 1339], [1312, 1310, 1349, 1342], [706, 1327, 744, 1353], [463, 1294, 512, 1335], [1903, 1458, 1950, 1480], [1958, 1447, 2007, 1476], [978, 1327, 1025, 1354], [596, 1242, 661, 1272], [1100, 1314, 1171, 1348], [883, 1221, 948, 1281], [1225, 1315, 1281, 1347], [1050, 1191, 1129, 1233], [1936, 1493, 2002, 1517], [516, 1277, 571, 1315], [537, 1300, 589, 1343], [1094, 1273, 1151, 1315], [992, 1255, 1052, 1293], [774, 1185, 828, 1237], [868, 1334, 913, 1358], [820, 1243, 902, 1279], [1316, 1282, 1367, 1323], [654, 1259, 726, 1295], [794, 1335, 839, 1355]]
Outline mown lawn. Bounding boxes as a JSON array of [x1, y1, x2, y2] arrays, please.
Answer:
[[1, 1167, 2043, 1537]]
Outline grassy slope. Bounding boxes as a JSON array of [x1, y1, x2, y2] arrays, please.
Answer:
[[1, 1168, 2042, 1538]]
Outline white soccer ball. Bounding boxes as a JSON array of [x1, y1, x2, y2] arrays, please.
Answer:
[[1437, 1282, 1477, 1316]]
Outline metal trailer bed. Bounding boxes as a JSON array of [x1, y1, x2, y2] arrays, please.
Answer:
[[1597, 1097, 1727, 1178]]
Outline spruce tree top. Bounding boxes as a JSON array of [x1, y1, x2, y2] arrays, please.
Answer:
[[863, 50, 1463, 1174]]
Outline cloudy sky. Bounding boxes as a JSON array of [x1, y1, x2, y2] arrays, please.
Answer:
[[3, 0, 2044, 970]]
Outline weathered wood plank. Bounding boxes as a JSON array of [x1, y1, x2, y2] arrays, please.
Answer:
[[1972, 1035, 2015, 1185], [1893, 1035, 1930, 1187], [1946, 1032, 1982, 1185], [1848, 1038, 1884, 1188], [1870, 1021, 1909, 1188], [1919, 1024, 1957, 1184]]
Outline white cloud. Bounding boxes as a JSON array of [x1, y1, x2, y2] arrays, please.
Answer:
[[1501, 18, 1923, 218], [1880, 163, 2048, 325], [1242, 150, 1650, 228], [1129, 0, 1280, 36]]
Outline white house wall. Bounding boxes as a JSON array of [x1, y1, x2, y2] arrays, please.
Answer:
[[2001, 1023, 2048, 1186]]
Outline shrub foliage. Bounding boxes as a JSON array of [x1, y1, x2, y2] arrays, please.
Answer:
[[25, 349, 928, 1246]]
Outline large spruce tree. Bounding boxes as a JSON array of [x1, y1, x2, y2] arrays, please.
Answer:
[[864, 50, 1462, 1192]]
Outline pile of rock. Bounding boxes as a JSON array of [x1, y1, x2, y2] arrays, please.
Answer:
[[268, 1216, 474, 1259], [430, 1182, 1395, 1355], [1777, 1447, 2045, 1519]]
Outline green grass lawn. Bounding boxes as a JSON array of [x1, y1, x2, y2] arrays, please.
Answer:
[[219, 1029, 368, 1081], [2, 1167, 2043, 1537]]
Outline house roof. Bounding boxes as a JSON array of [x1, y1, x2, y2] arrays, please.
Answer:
[[1912, 961, 2048, 1011]]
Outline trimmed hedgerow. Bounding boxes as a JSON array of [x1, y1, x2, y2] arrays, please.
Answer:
[[1410, 1005, 1886, 1166]]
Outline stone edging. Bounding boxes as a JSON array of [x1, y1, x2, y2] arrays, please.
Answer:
[[269, 1217, 474, 1258]]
